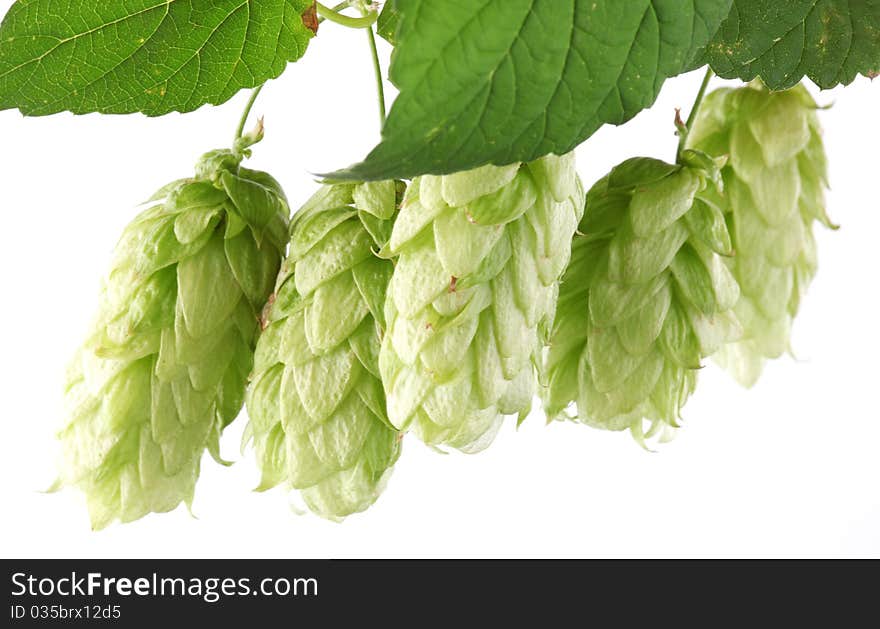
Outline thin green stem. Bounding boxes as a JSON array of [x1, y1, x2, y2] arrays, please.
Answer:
[[677, 67, 714, 159], [316, 1, 378, 28], [235, 84, 264, 142], [317, 1, 353, 25], [365, 23, 386, 127]]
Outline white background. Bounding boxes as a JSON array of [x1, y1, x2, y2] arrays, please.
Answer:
[[0, 5, 878, 558]]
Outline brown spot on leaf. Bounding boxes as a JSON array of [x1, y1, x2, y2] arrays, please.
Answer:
[[302, 2, 319, 34], [449, 276, 458, 292]]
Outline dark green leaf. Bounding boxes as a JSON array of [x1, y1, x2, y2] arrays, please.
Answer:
[[376, 0, 401, 45], [703, 0, 880, 89], [0, 0, 316, 116], [329, 0, 732, 180]]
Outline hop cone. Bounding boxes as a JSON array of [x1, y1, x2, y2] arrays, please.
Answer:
[[544, 151, 741, 441], [246, 181, 403, 519], [380, 153, 585, 452], [687, 83, 834, 387], [60, 127, 289, 528]]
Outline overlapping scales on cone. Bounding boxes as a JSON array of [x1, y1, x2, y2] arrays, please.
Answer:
[[544, 151, 741, 442], [687, 83, 834, 387], [60, 126, 289, 528], [246, 181, 403, 520], [379, 153, 584, 452]]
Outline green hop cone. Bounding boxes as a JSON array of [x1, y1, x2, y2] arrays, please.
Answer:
[[59, 125, 289, 528], [245, 180, 404, 520], [380, 153, 585, 452], [687, 82, 834, 387], [544, 151, 742, 442]]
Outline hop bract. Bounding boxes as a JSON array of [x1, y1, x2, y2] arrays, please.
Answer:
[[544, 151, 741, 442], [59, 126, 289, 528], [380, 153, 584, 452], [687, 82, 833, 387], [246, 181, 403, 520]]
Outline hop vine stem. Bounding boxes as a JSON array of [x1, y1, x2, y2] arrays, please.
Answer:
[[315, 1, 386, 128], [316, 2, 378, 28], [365, 18, 387, 127], [677, 67, 714, 160], [316, 1, 353, 25], [235, 83, 264, 142]]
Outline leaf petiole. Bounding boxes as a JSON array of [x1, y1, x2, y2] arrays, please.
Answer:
[[676, 67, 714, 161], [316, 2, 378, 29], [317, 1, 353, 25], [365, 22, 387, 127], [235, 84, 265, 143]]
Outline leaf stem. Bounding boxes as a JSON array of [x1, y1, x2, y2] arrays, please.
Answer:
[[316, 2, 378, 28], [235, 84, 264, 142], [365, 22, 386, 127], [677, 67, 714, 159], [317, 1, 353, 25]]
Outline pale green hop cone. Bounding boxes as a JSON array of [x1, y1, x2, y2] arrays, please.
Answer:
[[59, 125, 289, 528], [245, 180, 404, 520], [544, 150, 742, 442], [380, 153, 585, 452], [687, 82, 834, 387]]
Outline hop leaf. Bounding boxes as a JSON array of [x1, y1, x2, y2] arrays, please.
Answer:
[[60, 135, 290, 529], [245, 181, 404, 520], [543, 152, 741, 442], [687, 83, 833, 387], [380, 153, 585, 452]]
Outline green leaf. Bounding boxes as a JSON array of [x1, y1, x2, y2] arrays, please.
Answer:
[[0, 0, 316, 116], [703, 0, 880, 89], [329, 0, 732, 180], [376, 0, 401, 45]]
